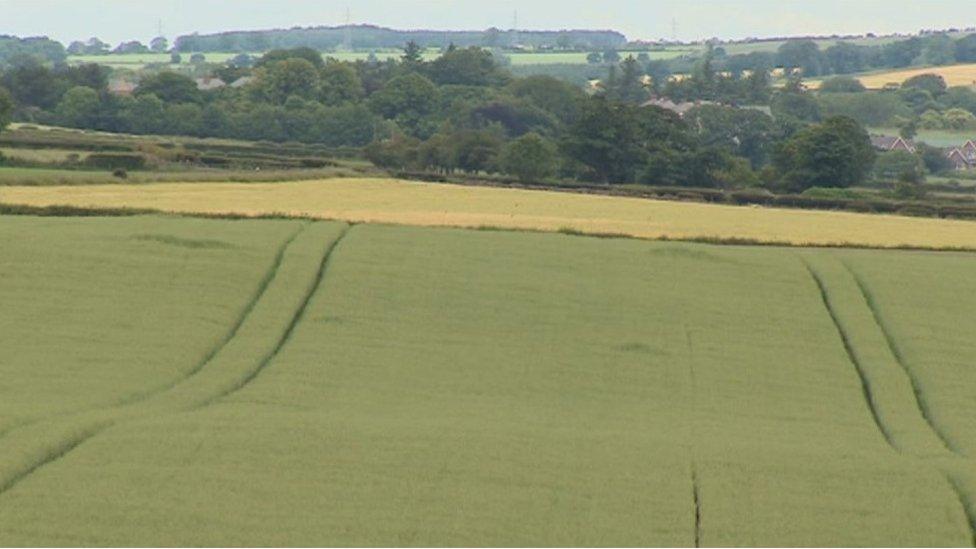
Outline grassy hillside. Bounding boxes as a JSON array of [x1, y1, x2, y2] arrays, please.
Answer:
[[4, 178, 976, 249], [0, 216, 973, 545]]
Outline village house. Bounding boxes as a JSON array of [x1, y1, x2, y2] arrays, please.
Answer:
[[107, 79, 137, 96], [640, 97, 718, 117], [869, 135, 916, 153], [194, 77, 226, 91], [230, 76, 255, 88], [944, 140, 976, 170]]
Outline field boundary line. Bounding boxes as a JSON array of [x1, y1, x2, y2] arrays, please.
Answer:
[[801, 259, 898, 451], [4, 201, 976, 253], [842, 261, 962, 456], [194, 223, 352, 408]]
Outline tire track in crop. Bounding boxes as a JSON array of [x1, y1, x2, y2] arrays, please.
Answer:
[[0, 423, 108, 495], [691, 462, 702, 548], [193, 223, 351, 407], [684, 325, 702, 547], [842, 261, 961, 456], [801, 259, 897, 450], [0, 223, 308, 446], [0, 224, 347, 501], [115, 222, 310, 406], [945, 474, 976, 547], [804, 256, 976, 546]]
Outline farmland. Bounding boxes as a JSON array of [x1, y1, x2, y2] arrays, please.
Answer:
[[4, 177, 976, 249], [809, 62, 976, 89], [0, 213, 975, 545], [66, 48, 691, 69]]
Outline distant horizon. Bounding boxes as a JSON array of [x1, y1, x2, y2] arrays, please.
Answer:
[[9, 20, 972, 52], [1, 0, 973, 47]]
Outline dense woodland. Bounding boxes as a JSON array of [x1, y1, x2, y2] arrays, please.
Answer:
[[6, 29, 976, 194]]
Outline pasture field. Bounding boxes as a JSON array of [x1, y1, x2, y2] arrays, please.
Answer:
[[66, 49, 692, 70], [0, 166, 368, 186], [67, 52, 239, 68], [0, 214, 974, 545], [4, 177, 976, 249], [0, 148, 92, 163]]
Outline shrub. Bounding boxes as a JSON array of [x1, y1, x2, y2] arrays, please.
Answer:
[[84, 153, 147, 170]]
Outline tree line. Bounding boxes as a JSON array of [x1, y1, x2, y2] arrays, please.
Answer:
[[0, 42, 883, 193]]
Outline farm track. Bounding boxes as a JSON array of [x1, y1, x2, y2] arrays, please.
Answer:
[[802, 259, 895, 449], [0, 223, 308, 445], [691, 463, 702, 548], [113, 222, 310, 407], [946, 474, 976, 547], [194, 223, 351, 407], [842, 261, 962, 456], [803, 254, 976, 545], [684, 326, 703, 547], [0, 222, 350, 500]]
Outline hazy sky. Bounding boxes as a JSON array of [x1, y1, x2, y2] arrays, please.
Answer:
[[0, 0, 969, 45]]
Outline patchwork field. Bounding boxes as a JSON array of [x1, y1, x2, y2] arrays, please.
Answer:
[[810, 63, 976, 89], [0, 213, 975, 545], [66, 49, 691, 69], [4, 177, 976, 249]]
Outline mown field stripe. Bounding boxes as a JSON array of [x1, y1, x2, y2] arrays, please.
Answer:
[[195, 224, 352, 407], [842, 261, 962, 456], [802, 260, 898, 450]]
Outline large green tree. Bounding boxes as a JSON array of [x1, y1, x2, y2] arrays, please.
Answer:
[[0, 85, 13, 132], [427, 47, 506, 87], [135, 72, 200, 104], [55, 86, 101, 128], [684, 105, 778, 168], [773, 116, 876, 192], [506, 75, 583, 123], [319, 60, 364, 105], [561, 96, 692, 184], [499, 132, 557, 182], [255, 58, 320, 104], [255, 47, 324, 69], [368, 73, 440, 137]]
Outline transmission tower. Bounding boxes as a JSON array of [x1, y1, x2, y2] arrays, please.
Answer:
[[342, 7, 353, 50], [512, 10, 520, 48]]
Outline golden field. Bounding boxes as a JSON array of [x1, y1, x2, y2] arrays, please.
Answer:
[[3, 177, 976, 248], [809, 63, 976, 89]]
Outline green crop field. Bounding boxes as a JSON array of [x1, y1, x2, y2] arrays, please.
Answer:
[[0, 213, 975, 545]]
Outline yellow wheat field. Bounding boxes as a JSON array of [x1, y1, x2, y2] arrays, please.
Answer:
[[809, 63, 976, 90], [3, 178, 976, 248]]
